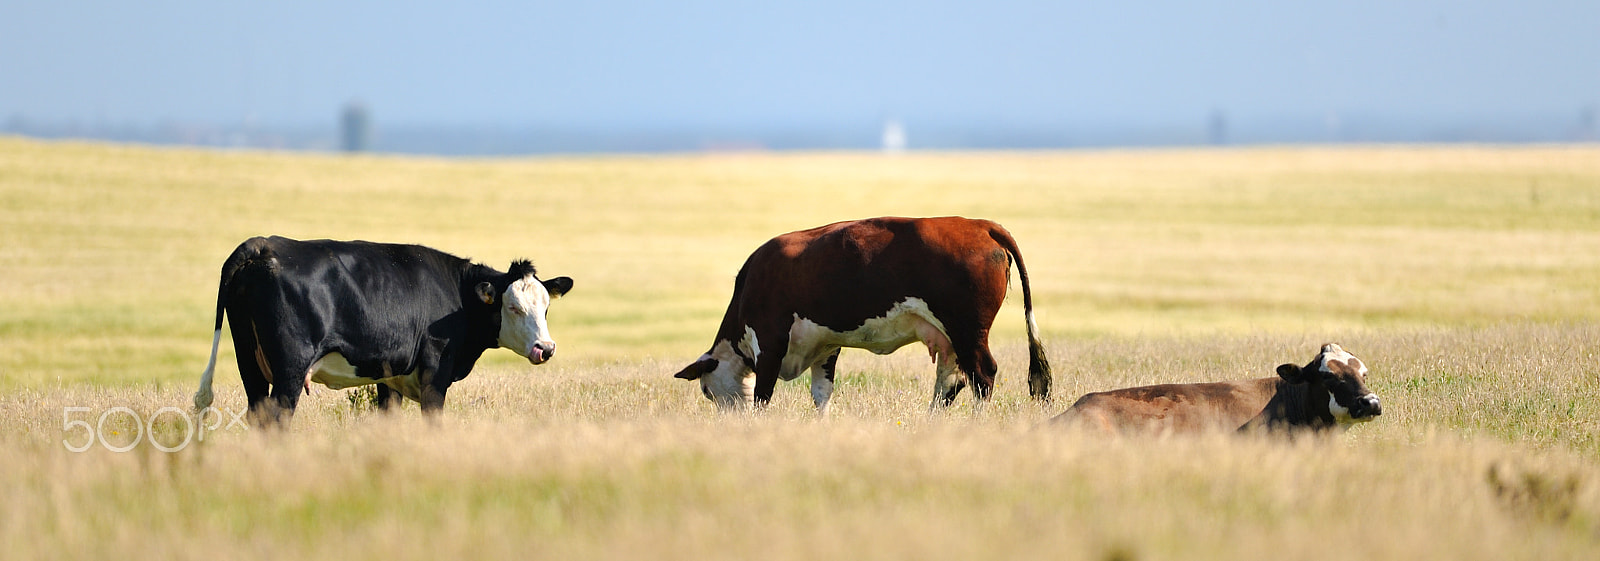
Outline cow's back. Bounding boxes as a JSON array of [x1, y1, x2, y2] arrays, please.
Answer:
[[232, 237, 470, 342], [738, 217, 1010, 331], [1053, 378, 1281, 435]]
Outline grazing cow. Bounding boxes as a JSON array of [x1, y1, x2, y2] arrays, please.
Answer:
[[672, 216, 1051, 412], [1052, 344, 1381, 434], [192, 236, 573, 422]]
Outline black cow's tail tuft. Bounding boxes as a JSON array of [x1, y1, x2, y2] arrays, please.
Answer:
[[988, 225, 1052, 402], [194, 237, 269, 410]]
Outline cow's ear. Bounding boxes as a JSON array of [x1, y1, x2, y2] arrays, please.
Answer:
[[673, 357, 717, 380], [1276, 363, 1308, 384], [543, 276, 574, 299], [475, 282, 496, 305]]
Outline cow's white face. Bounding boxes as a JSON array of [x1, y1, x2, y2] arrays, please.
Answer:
[[674, 331, 760, 409], [495, 275, 570, 365]]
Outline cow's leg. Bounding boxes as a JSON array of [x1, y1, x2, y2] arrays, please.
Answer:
[[751, 339, 786, 409], [810, 350, 841, 415], [966, 336, 1000, 402], [417, 340, 455, 416], [262, 346, 313, 427], [226, 315, 271, 419], [418, 366, 454, 417], [929, 349, 964, 409], [374, 384, 399, 411], [738, 322, 789, 408], [937, 323, 995, 410], [752, 361, 779, 409], [909, 314, 966, 409], [419, 383, 448, 414]]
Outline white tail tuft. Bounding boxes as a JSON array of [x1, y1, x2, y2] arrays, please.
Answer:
[[193, 329, 221, 410]]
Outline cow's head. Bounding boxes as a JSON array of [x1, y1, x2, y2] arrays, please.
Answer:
[[673, 329, 759, 409], [1275, 343, 1382, 424], [475, 260, 572, 365]]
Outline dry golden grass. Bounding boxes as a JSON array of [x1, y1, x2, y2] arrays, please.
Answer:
[[5, 329, 1600, 560], [2, 137, 1599, 559]]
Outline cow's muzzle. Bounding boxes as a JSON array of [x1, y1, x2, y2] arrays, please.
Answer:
[[1351, 394, 1382, 419], [528, 342, 556, 365]]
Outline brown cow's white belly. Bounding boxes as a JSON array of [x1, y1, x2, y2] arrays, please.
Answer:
[[779, 297, 953, 381], [305, 352, 425, 402]]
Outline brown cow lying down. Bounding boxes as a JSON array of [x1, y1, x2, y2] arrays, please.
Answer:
[[1051, 344, 1381, 435]]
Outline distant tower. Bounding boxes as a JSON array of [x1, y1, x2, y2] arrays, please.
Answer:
[[1580, 105, 1597, 142], [341, 101, 370, 153], [881, 119, 906, 153], [1208, 109, 1228, 146]]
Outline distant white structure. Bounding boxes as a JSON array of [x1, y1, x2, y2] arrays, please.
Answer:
[[881, 119, 906, 153]]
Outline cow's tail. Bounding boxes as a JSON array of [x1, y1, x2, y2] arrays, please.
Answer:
[[989, 225, 1052, 402], [194, 238, 266, 410]]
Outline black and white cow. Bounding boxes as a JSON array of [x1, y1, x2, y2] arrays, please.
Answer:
[[192, 236, 572, 423], [673, 216, 1051, 412]]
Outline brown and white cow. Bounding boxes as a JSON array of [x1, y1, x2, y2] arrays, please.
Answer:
[[1051, 344, 1381, 434], [673, 216, 1051, 412]]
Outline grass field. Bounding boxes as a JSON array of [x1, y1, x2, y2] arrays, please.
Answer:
[[2, 136, 1599, 559]]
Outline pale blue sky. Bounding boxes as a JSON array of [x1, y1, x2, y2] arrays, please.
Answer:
[[2, 1, 1596, 136]]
